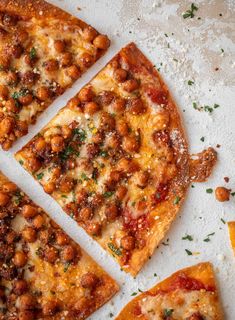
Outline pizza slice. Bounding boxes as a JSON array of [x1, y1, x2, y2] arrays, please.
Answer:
[[228, 221, 235, 256], [115, 262, 224, 320], [0, 170, 118, 319], [0, 0, 110, 150], [15, 43, 217, 276]]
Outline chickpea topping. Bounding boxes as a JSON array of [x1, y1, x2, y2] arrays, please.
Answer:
[[42, 300, 59, 316], [3, 14, 18, 27], [34, 137, 47, 152], [0, 117, 15, 136], [21, 71, 38, 86], [83, 26, 98, 42], [114, 68, 128, 82], [79, 52, 94, 68], [105, 203, 119, 222], [56, 232, 69, 246], [0, 84, 9, 99], [18, 94, 33, 106], [0, 192, 10, 206], [60, 52, 73, 67], [78, 87, 94, 102], [61, 125, 72, 139], [215, 187, 230, 202], [76, 189, 88, 205], [19, 311, 34, 320], [15, 120, 28, 138], [43, 181, 56, 194], [66, 64, 81, 79], [13, 251, 27, 267], [54, 39, 66, 53], [112, 97, 126, 113], [14, 30, 29, 44], [128, 98, 145, 115], [22, 205, 38, 219], [0, 56, 10, 69], [67, 96, 81, 110], [18, 294, 36, 310], [43, 59, 59, 72], [100, 112, 116, 131], [92, 132, 103, 144], [2, 139, 13, 150], [122, 136, 140, 153], [116, 185, 127, 200], [24, 53, 37, 67], [116, 120, 129, 136], [27, 156, 42, 172], [51, 135, 65, 153], [36, 86, 51, 101], [5, 98, 19, 113], [84, 101, 100, 115], [44, 246, 59, 263], [79, 207, 93, 221], [135, 171, 150, 188], [93, 34, 110, 50], [121, 235, 135, 250], [61, 245, 76, 262], [80, 272, 98, 289], [6, 71, 19, 86], [107, 134, 120, 149], [13, 279, 28, 296], [6, 230, 17, 244], [117, 157, 139, 173], [86, 222, 101, 236], [22, 227, 37, 243], [9, 44, 23, 58], [32, 215, 44, 229], [59, 177, 74, 193], [122, 79, 139, 92]]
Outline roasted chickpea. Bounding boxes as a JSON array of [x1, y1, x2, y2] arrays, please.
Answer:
[[79, 52, 94, 68], [78, 87, 94, 102], [0, 26, 7, 39], [66, 64, 81, 79], [42, 300, 59, 316], [121, 235, 135, 250], [84, 101, 100, 115], [90, 193, 103, 207], [117, 157, 139, 173], [60, 52, 73, 67], [0, 117, 15, 136], [100, 112, 116, 131], [32, 215, 44, 229], [61, 125, 72, 139], [44, 246, 59, 263], [22, 227, 37, 243], [13, 279, 28, 296], [135, 171, 149, 188], [116, 185, 127, 200], [14, 120, 27, 138], [56, 232, 69, 246], [128, 98, 145, 115], [24, 54, 37, 67], [215, 187, 230, 202], [79, 207, 93, 221], [67, 96, 81, 110], [27, 156, 42, 172], [43, 59, 59, 72], [114, 68, 128, 83], [86, 222, 101, 236], [54, 39, 66, 53], [105, 203, 119, 222], [0, 192, 10, 206], [18, 94, 33, 106], [112, 97, 126, 113], [122, 79, 139, 92], [36, 86, 51, 101], [22, 205, 38, 219], [59, 177, 74, 193], [80, 272, 98, 289], [5, 98, 19, 113], [92, 132, 103, 144], [0, 56, 10, 70], [93, 34, 110, 50], [14, 30, 29, 44], [122, 136, 140, 153], [0, 84, 9, 99], [2, 139, 13, 150], [51, 135, 65, 153], [43, 182, 56, 194], [18, 294, 36, 310], [6, 230, 17, 244], [13, 251, 27, 268], [116, 120, 129, 136], [76, 189, 88, 205], [9, 44, 23, 58], [3, 14, 18, 27], [21, 71, 38, 86], [83, 26, 98, 42], [34, 137, 47, 152], [3, 184, 17, 196], [19, 310, 35, 320], [6, 71, 19, 86], [61, 245, 76, 262], [107, 134, 120, 149]]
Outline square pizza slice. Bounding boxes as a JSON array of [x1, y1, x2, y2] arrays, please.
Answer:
[[15, 43, 216, 276], [0, 0, 110, 150], [0, 170, 118, 319], [115, 262, 224, 319]]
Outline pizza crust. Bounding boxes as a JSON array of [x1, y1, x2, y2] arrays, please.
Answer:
[[228, 221, 235, 256]]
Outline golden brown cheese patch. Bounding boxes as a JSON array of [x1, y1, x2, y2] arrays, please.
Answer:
[[115, 262, 224, 320], [0, 0, 110, 150], [0, 170, 118, 319], [15, 43, 217, 276]]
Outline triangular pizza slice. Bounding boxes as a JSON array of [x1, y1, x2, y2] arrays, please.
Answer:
[[0, 170, 118, 319], [0, 0, 110, 150]]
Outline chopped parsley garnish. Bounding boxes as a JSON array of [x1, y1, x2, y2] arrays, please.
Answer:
[[182, 234, 193, 241], [19, 160, 24, 165], [206, 188, 213, 194], [12, 88, 28, 100], [36, 172, 44, 180], [173, 195, 181, 205], [13, 191, 23, 205], [221, 48, 224, 53], [29, 47, 37, 60], [193, 102, 220, 113], [99, 150, 108, 158], [73, 128, 87, 142], [108, 243, 122, 256], [220, 218, 226, 224], [163, 308, 174, 317], [203, 232, 215, 242], [188, 80, 194, 85], [185, 249, 192, 255], [204, 105, 213, 113], [231, 192, 235, 197], [103, 191, 114, 198], [154, 273, 157, 277], [59, 145, 79, 160], [109, 313, 114, 318], [200, 136, 205, 142], [63, 262, 71, 272], [182, 3, 198, 19], [81, 172, 89, 181], [131, 292, 137, 296]]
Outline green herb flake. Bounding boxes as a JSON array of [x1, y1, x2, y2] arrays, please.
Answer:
[[99, 150, 108, 158], [163, 308, 174, 317], [36, 172, 44, 180], [221, 48, 224, 53], [103, 191, 114, 198], [109, 313, 114, 318], [206, 188, 213, 194], [214, 103, 220, 109], [185, 249, 192, 255], [59, 145, 79, 161], [19, 160, 24, 165], [73, 128, 87, 142], [81, 172, 89, 181], [154, 273, 157, 277], [182, 234, 193, 241], [131, 292, 137, 296], [108, 242, 122, 256], [231, 192, 235, 197], [204, 105, 213, 113], [200, 136, 205, 142], [221, 218, 226, 224], [182, 3, 198, 19], [29, 47, 37, 60], [173, 195, 181, 205], [188, 80, 194, 85], [63, 262, 71, 272]]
